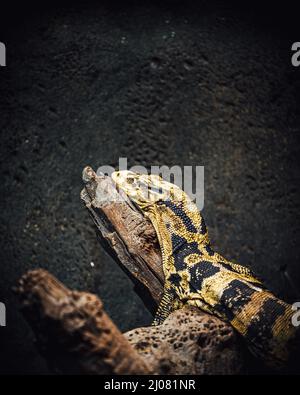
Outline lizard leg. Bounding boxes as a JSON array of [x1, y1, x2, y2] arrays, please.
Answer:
[[152, 286, 176, 326], [214, 253, 262, 285]]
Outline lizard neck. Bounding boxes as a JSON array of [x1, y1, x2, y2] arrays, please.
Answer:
[[146, 200, 211, 275]]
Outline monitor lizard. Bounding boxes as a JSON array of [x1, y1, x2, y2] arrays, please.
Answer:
[[111, 170, 299, 369]]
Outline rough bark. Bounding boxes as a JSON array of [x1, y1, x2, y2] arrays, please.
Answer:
[[15, 166, 245, 374], [80, 166, 164, 311], [16, 269, 152, 375], [125, 306, 244, 374]]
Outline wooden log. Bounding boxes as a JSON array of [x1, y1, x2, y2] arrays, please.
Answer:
[[80, 166, 164, 313], [16, 269, 152, 375]]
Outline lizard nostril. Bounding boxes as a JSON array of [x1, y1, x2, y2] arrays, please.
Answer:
[[126, 177, 135, 184]]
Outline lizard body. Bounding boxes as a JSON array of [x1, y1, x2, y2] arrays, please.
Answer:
[[112, 170, 299, 368]]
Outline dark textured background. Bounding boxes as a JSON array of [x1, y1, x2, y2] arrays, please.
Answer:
[[0, 1, 299, 374]]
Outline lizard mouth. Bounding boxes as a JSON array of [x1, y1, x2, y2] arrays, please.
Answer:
[[124, 194, 155, 214], [128, 197, 145, 214]]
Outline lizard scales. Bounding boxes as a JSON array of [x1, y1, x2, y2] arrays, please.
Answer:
[[112, 170, 299, 369]]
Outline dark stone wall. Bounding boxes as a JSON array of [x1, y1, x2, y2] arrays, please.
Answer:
[[0, 1, 299, 373]]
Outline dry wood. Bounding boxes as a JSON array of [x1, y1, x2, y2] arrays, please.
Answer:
[[16, 269, 152, 375], [81, 166, 164, 311]]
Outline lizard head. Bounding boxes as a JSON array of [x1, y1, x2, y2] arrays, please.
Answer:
[[111, 170, 188, 212]]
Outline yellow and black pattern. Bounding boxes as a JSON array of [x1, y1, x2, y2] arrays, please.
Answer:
[[112, 170, 299, 368]]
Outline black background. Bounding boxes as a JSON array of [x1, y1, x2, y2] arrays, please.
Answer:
[[0, 1, 299, 374]]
